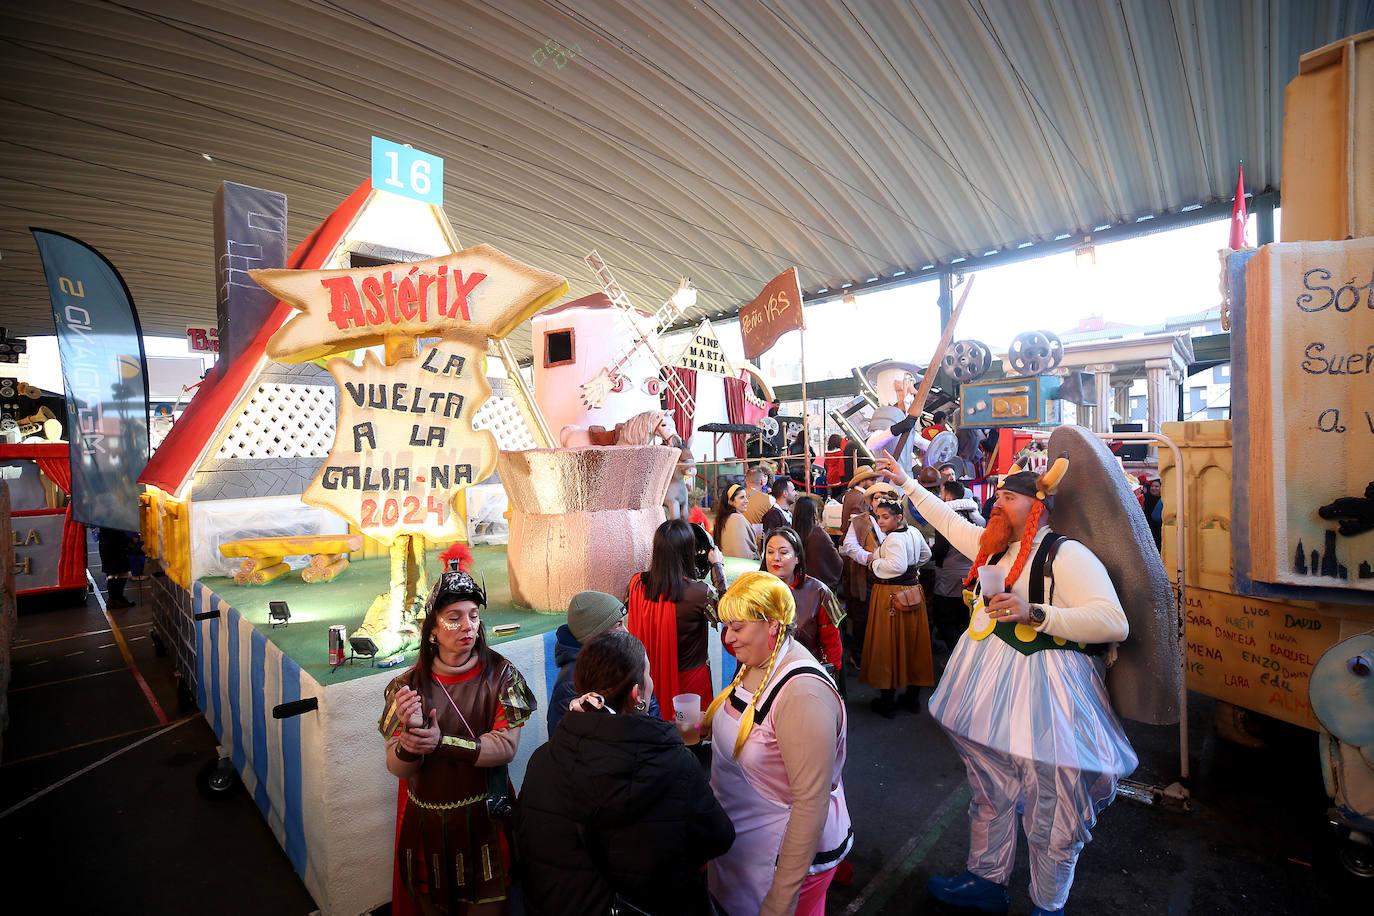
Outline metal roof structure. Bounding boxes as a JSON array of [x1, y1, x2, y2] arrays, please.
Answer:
[[2, 1, 1371, 361]]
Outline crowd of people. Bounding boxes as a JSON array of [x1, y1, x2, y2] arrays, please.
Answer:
[[378, 433, 1150, 916]]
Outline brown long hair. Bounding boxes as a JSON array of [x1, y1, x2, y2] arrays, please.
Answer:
[[574, 630, 648, 713], [713, 483, 742, 547], [413, 575, 494, 694], [791, 493, 821, 545]]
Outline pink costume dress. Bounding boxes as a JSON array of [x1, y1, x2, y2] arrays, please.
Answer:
[[708, 641, 853, 915]]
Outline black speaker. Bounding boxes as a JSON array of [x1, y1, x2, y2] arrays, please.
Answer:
[[0, 376, 19, 433], [1112, 423, 1147, 461]]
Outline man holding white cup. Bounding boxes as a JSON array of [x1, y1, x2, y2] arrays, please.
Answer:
[[875, 452, 1136, 916]]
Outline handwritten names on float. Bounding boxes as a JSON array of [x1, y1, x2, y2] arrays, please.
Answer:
[[252, 245, 567, 544], [1245, 236, 1374, 592], [1184, 588, 1340, 729]]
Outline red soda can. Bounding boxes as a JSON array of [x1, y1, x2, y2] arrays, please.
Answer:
[[329, 625, 346, 665]]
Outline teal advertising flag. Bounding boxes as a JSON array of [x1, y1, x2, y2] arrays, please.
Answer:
[[30, 228, 150, 532]]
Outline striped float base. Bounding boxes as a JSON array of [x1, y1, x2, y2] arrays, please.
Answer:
[[186, 578, 741, 915]]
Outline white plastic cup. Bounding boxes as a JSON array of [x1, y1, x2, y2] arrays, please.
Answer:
[[977, 564, 1006, 596], [672, 693, 702, 746]]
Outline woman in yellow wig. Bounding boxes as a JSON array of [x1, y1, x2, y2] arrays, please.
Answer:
[[704, 571, 852, 916]]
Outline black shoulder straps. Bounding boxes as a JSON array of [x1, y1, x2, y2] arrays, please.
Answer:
[[726, 664, 832, 718], [1028, 532, 1068, 604]]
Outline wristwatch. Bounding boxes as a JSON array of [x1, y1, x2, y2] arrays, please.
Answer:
[[1028, 604, 1047, 626]]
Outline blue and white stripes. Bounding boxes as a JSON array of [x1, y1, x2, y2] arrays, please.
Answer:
[[192, 582, 308, 877], [184, 582, 743, 915]]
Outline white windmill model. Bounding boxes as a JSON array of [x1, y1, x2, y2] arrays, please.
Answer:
[[580, 249, 698, 421]]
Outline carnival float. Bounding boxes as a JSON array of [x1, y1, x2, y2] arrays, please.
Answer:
[[116, 28, 1374, 914]]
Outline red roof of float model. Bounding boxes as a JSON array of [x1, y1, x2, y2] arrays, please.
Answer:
[[138, 181, 373, 495]]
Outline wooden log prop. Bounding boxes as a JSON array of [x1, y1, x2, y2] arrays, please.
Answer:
[[908, 275, 975, 462], [235, 556, 290, 586], [219, 534, 364, 559], [301, 553, 350, 583]]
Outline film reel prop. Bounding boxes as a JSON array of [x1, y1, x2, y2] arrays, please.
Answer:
[[925, 430, 960, 467], [942, 339, 992, 382], [1006, 330, 1064, 377]]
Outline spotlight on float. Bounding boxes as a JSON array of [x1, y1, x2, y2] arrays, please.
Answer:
[[670, 278, 697, 313], [268, 600, 291, 628], [349, 635, 379, 666]]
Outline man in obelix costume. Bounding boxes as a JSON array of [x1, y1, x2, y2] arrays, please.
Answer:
[[875, 446, 1139, 916]]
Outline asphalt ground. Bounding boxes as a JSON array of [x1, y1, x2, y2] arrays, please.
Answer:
[[3, 564, 1369, 914]]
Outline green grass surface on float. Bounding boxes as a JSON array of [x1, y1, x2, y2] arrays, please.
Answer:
[[197, 546, 561, 686]]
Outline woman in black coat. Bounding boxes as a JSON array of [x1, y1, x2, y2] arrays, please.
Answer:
[[517, 630, 734, 915]]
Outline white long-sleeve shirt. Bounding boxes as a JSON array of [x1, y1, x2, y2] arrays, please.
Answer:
[[847, 524, 929, 579], [839, 514, 883, 561], [900, 479, 1128, 644]]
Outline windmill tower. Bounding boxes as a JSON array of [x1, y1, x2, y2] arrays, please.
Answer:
[[579, 250, 697, 420]]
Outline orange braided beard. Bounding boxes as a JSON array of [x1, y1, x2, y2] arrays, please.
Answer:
[[962, 501, 1044, 591]]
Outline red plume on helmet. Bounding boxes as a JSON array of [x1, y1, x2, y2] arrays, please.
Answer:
[[439, 542, 474, 573]]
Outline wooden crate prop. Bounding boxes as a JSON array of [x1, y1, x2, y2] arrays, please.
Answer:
[[1280, 29, 1374, 243], [1184, 587, 1340, 730], [1243, 237, 1374, 593]]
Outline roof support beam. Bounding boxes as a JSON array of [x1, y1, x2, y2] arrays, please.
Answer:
[[801, 191, 1281, 308]]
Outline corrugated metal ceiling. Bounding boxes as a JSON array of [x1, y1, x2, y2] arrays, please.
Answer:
[[1, 0, 1371, 361]]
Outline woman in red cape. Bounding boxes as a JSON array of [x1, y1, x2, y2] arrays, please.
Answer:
[[625, 520, 725, 721]]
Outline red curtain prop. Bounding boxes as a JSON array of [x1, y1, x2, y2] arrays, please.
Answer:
[[724, 375, 748, 458], [35, 456, 71, 495], [58, 511, 86, 588], [28, 452, 86, 587], [663, 367, 697, 442]]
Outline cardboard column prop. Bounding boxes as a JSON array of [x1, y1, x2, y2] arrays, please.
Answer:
[[253, 245, 567, 654], [215, 182, 288, 373]]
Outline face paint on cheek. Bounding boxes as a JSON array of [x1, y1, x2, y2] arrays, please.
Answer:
[[438, 619, 462, 631]]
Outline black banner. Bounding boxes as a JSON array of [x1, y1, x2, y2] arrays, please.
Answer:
[[215, 182, 287, 373], [31, 229, 150, 532]]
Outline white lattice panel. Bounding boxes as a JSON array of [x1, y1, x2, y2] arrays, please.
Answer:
[[215, 384, 336, 459], [472, 396, 537, 451]]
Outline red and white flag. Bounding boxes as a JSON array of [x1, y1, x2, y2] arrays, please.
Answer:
[[1228, 164, 1248, 249]]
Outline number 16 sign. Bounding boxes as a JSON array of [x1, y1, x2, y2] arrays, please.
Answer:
[[371, 136, 443, 206]]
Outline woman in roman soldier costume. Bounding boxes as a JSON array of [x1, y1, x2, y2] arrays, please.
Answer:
[[379, 565, 536, 915], [760, 526, 844, 675]]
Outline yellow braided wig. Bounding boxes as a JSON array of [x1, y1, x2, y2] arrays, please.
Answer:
[[704, 571, 797, 757]]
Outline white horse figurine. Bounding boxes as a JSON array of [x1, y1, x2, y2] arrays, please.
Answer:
[[559, 409, 678, 449]]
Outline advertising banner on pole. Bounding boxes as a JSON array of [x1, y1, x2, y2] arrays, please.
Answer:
[[30, 228, 150, 532]]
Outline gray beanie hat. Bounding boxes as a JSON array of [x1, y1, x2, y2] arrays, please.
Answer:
[[567, 591, 627, 643]]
